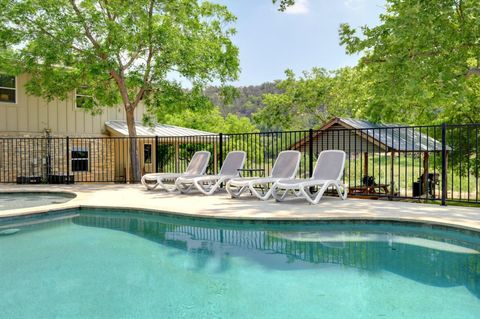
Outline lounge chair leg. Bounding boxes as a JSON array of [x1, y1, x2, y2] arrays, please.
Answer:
[[158, 179, 177, 192], [272, 187, 287, 202], [194, 178, 224, 196], [301, 183, 329, 205], [141, 176, 160, 190], [144, 182, 159, 190], [340, 184, 348, 200], [227, 183, 247, 198], [249, 183, 275, 201]]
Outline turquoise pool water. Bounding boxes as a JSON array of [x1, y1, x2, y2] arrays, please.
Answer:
[[0, 192, 75, 210], [1, 209, 479, 318]]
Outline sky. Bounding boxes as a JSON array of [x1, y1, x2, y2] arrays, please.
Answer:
[[215, 0, 386, 86]]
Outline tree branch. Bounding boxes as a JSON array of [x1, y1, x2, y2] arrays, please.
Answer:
[[132, 0, 155, 108], [98, 0, 114, 21], [68, 0, 133, 109], [466, 68, 480, 77], [23, 17, 86, 55], [122, 47, 145, 71], [69, 0, 106, 59]]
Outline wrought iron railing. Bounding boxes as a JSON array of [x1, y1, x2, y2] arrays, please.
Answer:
[[0, 123, 479, 205]]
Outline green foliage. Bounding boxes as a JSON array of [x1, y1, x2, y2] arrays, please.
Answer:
[[253, 68, 365, 130], [254, 68, 328, 131], [204, 82, 280, 118], [161, 106, 258, 134], [272, 0, 296, 11], [0, 0, 240, 180], [339, 0, 480, 124], [0, 0, 240, 118]]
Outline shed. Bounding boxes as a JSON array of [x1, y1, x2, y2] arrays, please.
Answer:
[[105, 120, 220, 141], [291, 117, 450, 197], [104, 120, 220, 181]]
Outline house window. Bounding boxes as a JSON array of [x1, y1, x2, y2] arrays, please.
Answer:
[[75, 87, 93, 109], [0, 75, 16, 104], [71, 147, 89, 172], [144, 144, 152, 164]]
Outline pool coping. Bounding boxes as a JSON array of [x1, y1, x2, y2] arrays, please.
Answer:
[[1, 184, 480, 232]]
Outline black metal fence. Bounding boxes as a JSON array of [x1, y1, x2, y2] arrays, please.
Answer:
[[1, 123, 479, 205]]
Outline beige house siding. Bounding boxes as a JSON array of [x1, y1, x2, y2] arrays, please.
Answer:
[[0, 73, 146, 137]]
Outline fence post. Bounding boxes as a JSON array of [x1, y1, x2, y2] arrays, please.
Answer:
[[441, 123, 447, 206], [308, 129, 313, 178], [66, 136, 70, 184], [155, 135, 159, 173], [219, 133, 224, 170]]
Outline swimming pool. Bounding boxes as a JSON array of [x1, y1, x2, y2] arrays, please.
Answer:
[[1, 208, 479, 318], [0, 192, 75, 211]]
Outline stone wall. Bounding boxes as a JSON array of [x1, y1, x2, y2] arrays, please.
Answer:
[[0, 137, 117, 183]]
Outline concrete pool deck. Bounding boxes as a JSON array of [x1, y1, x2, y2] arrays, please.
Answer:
[[1, 183, 480, 231]]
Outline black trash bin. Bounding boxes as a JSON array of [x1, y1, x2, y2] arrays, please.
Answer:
[[413, 182, 422, 197]]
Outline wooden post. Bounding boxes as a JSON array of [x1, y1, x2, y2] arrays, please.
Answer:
[[423, 151, 429, 196], [441, 123, 447, 205], [390, 151, 395, 199], [363, 152, 369, 178], [126, 138, 131, 183], [174, 141, 180, 173], [155, 136, 159, 173], [444, 151, 449, 200], [213, 142, 218, 174]]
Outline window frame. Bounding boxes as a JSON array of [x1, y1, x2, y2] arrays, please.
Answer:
[[74, 87, 93, 109], [0, 75, 17, 105], [144, 143, 152, 164], [71, 146, 90, 172]]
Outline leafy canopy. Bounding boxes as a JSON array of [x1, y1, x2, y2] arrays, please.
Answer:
[[254, 67, 367, 130], [339, 0, 480, 124], [272, 0, 295, 11], [162, 107, 258, 134], [0, 0, 239, 115]]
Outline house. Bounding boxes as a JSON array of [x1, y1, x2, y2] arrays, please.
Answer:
[[0, 73, 217, 183]]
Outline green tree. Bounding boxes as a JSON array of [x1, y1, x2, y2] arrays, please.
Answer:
[[254, 67, 363, 130], [272, 0, 295, 11], [327, 67, 372, 120], [0, 0, 239, 181], [254, 68, 330, 131], [339, 0, 480, 124], [162, 107, 258, 134]]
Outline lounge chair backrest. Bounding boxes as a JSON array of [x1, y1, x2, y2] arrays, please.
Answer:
[[270, 150, 301, 178], [185, 151, 211, 175], [220, 151, 247, 176], [312, 150, 346, 181]]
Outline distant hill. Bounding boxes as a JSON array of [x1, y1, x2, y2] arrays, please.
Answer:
[[204, 82, 281, 118]]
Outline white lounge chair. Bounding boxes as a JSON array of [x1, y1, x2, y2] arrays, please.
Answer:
[[226, 150, 301, 200], [272, 150, 347, 204], [141, 151, 211, 191], [175, 151, 247, 195]]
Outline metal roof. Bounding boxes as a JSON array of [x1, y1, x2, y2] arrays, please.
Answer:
[[331, 118, 450, 152], [105, 120, 219, 141]]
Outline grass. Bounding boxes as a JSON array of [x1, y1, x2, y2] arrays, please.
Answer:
[[344, 154, 479, 202]]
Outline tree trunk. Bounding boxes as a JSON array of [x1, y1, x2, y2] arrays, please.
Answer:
[[126, 107, 141, 182]]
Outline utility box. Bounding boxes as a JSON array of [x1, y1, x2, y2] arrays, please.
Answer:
[[47, 174, 74, 184], [16, 176, 42, 184], [413, 182, 422, 197]]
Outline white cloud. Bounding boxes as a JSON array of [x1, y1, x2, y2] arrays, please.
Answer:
[[344, 0, 366, 10], [284, 0, 309, 15]]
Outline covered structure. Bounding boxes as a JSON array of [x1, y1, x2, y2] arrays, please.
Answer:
[[291, 118, 450, 198], [105, 120, 221, 182]]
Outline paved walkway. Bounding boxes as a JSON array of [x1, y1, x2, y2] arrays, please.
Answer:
[[1, 184, 480, 231]]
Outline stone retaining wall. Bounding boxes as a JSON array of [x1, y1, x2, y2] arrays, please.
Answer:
[[0, 137, 116, 183]]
